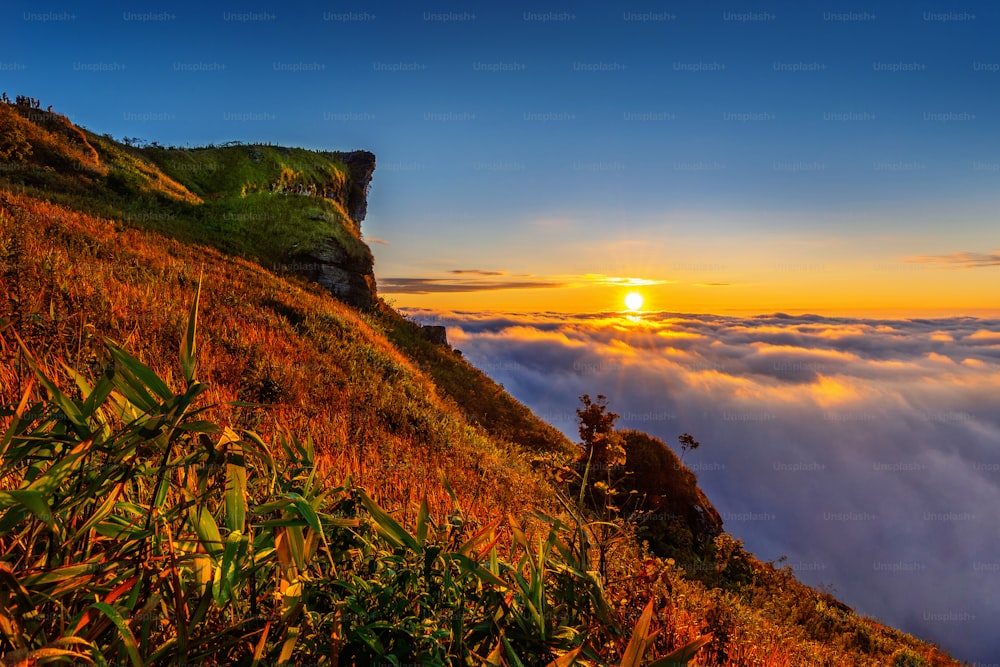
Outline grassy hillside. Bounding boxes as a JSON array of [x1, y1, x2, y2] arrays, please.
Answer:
[[0, 102, 369, 274], [375, 307, 577, 457], [0, 102, 965, 666]]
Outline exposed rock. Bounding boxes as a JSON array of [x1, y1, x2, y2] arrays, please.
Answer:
[[421, 325, 448, 346], [298, 150, 377, 310], [331, 150, 376, 223], [288, 237, 376, 311]]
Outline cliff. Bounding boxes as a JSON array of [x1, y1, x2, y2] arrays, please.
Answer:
[[285, 149, 377, 309], [333, 149, 376, 224], [0, 101, 378, 310]]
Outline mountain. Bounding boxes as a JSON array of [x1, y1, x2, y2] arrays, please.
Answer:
[[0, 99, 963, 666], [0, 100, 377, 309]]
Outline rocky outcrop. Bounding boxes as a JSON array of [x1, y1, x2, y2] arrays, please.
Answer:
[[329, 150, 375, 224], [620, 429, 724, 559], [290, 238, 376, 311], [421, 325, 448, 346], [303, 150, 377, 310]]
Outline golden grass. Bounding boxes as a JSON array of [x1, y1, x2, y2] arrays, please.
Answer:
[[0, 188, 965, 666]]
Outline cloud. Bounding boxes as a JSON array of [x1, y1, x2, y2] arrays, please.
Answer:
[[906, 250, 1000, 268], [380, 277, 566, 294], [364, 236, 391, 246], [584, 274, 676, 287], [382, 273, 672, 294], [407, 309, 1000, 661], [449, 269, 506, 276]]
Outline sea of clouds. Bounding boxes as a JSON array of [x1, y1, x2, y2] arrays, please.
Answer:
[[407, 309, 1000, 663]]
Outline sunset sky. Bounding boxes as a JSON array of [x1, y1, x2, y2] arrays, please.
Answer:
[[5, 0, 998, 316], [6, 1, 1000, 662]]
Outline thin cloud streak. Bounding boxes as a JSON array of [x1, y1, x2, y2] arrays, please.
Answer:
[[449, 269, 507, 276], [906, 251, 1000, 268], [380, 277, 565, 294], [405, 309, 1000, 662], [382, 273, 674, 294]]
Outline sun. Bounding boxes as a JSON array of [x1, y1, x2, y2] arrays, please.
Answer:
[[624, 292, 644, 311]]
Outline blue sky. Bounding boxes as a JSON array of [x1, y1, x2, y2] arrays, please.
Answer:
[[4, 1, 999, 315]]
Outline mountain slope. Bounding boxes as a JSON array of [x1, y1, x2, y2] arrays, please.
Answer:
[[0, 100, 963, 666], [0, 101, 376, 309]]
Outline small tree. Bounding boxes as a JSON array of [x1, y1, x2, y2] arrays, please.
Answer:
[[679, 432, 700, 461], [573, 394, 631, 579], [576, 393, 622, 468]]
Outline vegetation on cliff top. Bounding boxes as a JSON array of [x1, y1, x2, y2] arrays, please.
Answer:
[[0, 101, 370, 272]]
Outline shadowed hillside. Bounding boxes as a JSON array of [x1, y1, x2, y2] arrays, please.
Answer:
[[0, 100, 964, 666]]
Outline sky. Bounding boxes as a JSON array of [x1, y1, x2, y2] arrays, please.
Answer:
[[5, 0, 1000, 661], [4, 0, 999, 316]]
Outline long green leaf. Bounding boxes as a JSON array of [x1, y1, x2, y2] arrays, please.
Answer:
[[416, 496, 430, 547], [90, 602, 143, 667], [0, 489, 51, 523], [188, 502, 223, 560], [213, 530, 249, 606], [65, 362, 115, 418], [442, 553, 508, 589], [18, 342, 87, 433], [620, 598, 656, 667], [23, 436, 95, 497], [105, 339, 172, 403], [357, 490, 418, 552], [500, 632, 527, 667], [21, 561, 106, 586], [180, 276, 202, 384], [225, 438, 247, 533], [647, 634, 714, 667], [76, 484, 125, 536], [286, 492, 321, 534]]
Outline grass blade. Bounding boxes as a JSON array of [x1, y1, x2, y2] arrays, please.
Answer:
[[416, 496, 430, 548], [647, 634, 714, 667], [620, 598, 656, 667], [180, 275, 202, 384], [225, 437, 248, 533], [357, 490, 418, 552], [90, 602, 143, 667]]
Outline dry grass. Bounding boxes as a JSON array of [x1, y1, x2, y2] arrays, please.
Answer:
[[0, 192, 553, 527], [0, 189, 965, 666]]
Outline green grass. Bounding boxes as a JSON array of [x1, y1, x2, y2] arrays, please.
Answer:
[[0, 104, 370, 281], [140, 145, 349, 198]]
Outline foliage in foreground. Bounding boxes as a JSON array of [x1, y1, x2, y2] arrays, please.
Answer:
[[0, 291, 710, 666]]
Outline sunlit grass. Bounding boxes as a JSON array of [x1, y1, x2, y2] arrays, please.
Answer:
[[0, 169, 964, 664]]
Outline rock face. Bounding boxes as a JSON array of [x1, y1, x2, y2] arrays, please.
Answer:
[[337, 150, 376, 223], [292, 237, 377, 311], [297, 150, 377, 310], [421, 325, 449, 346]]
